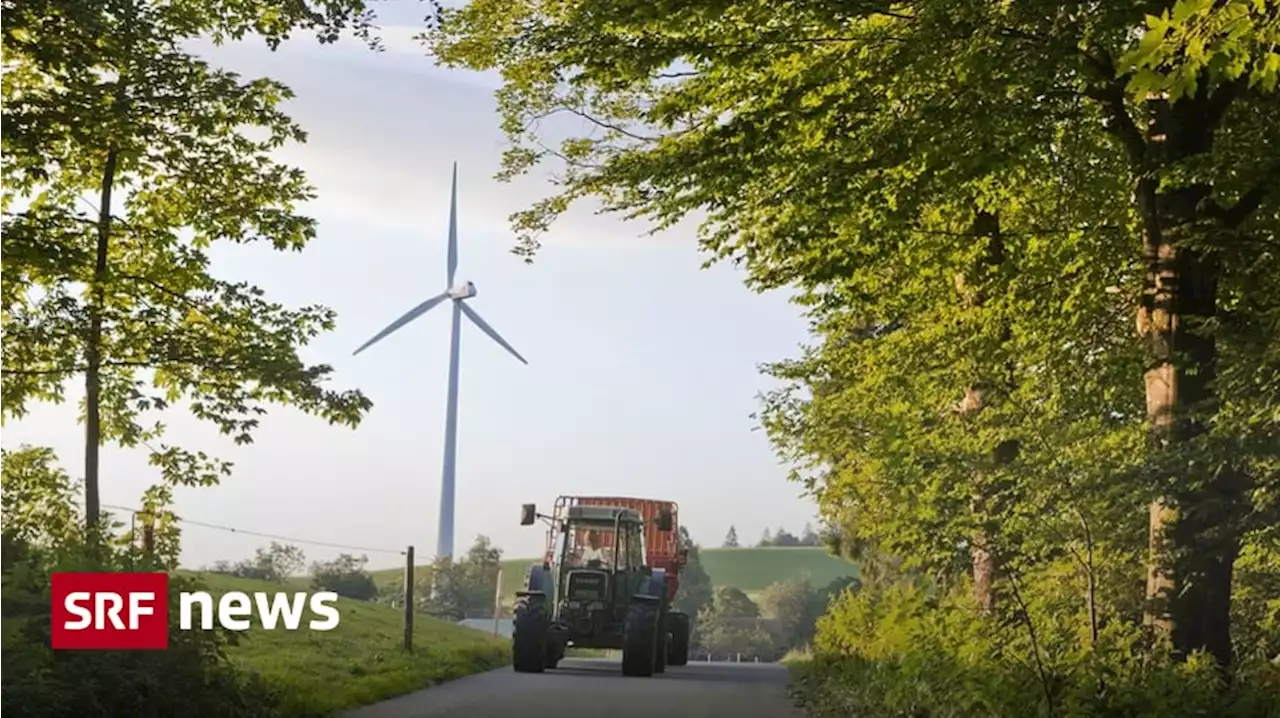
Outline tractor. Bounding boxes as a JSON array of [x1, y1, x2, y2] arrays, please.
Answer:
[[511, 495, 692, 677]]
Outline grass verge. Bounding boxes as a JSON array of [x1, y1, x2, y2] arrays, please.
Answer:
[[191, 573, 510, 716], [781, 648, 816, 717]]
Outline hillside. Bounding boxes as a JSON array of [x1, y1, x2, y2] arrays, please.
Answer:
[[188, 573, 509, 716], [372, 546, 858, 602], [699, 547, 859, 591]]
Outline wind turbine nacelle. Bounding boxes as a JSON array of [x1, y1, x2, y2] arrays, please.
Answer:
[[448, 281, 477, 299]]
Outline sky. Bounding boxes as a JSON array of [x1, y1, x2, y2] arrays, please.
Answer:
[[3, 4, 819, 571]]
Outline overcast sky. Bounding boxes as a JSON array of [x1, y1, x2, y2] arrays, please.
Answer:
[[4, 4, 819, 570]]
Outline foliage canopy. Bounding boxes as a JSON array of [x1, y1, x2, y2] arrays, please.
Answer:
[[428, 0, 1280, 678], [2, 0, 378, 522]]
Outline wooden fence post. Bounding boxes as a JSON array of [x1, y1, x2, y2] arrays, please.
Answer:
[[139, 511, 155, 563], [492, 567, 503, 636], [142, 524, 155, 558], [403, 546, 414, 651], [128, 512, 138, 570]]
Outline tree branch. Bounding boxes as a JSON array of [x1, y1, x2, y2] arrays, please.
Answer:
[[116, 272, 205, 310], [1083, 80, 1146, 166], [1008, 572, 1057, 717], [1205, 161, 1279, 229], [1, 359, 250, 376], [1006, 32, 1146, 166], [1204, 77, 1246, 130]]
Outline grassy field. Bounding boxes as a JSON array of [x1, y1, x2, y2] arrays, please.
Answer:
[[699, 547, 858, 591], [187, 573, 509, 716], [371, 546, 858, 605]]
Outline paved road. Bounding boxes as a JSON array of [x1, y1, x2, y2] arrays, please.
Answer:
[[342, 658, 806, 718]]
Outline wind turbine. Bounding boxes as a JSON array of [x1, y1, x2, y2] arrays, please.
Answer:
[[353, 163, 528, 560]]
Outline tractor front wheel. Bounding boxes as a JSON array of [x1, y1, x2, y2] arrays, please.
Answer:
[[544, 638, 564, 669], [654, 601, 669, 674], [512, 596, 549, 673], [621, 600, 659, 677], [666, 611, 691, 666]]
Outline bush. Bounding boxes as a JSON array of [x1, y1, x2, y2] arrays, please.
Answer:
[[1, 546, 287, 718], [209, 543, 306, 582], [309, 553, 378, 600], [790, 578, 1280, 718], [1, 446, 286, 717]]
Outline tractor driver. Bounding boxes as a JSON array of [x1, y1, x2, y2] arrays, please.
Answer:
[[578, 529, 613, 568]]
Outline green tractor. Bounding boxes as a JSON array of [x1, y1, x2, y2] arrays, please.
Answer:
[[511, 496, 690, 677]]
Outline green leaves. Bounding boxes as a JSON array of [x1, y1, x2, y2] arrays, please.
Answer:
[[0, 446, 84, 551], [1119, 0, 1280, 100], [2, 0, 376, 492], [431, 0, 1278, 669]]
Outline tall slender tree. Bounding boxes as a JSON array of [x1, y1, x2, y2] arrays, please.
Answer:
[[2, 0, 381, 528]]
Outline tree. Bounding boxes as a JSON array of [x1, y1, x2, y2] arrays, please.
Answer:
[[710, 586, 760, 620], [674, 526, 713, 618], [695, 586, 779, 659], [771, 527, 800, 547], [800, 523, 819, 547], [1, 2, 390, 714], [2, 0, 380, 532], [310, 553, 378, 600], [759, 575, 825, 649], [758, 528, 773, 548], [422, 535, 504, 619], [205, 560, 235, 574], [228, 542, 305, 582], [822, 575, 861, 599], [697, 617, 776, 660], [465, 534, 504, 571], [428, 0, 1280, 667], [723, 525, 739, 548], [420, 557, 470, 619]]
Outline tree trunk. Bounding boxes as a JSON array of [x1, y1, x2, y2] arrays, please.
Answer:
[[956, 210, 1009, 615], [84, 0, 135, 533], [1137, 97, 1243, 668], [84, 146, 118, 531]]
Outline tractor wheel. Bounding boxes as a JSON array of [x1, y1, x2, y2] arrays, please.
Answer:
[[621, 600, 659, 677], [544, 638, 563, 669], [653, 601, 669, 674], [666, 612, 691, 666], [512, 596, 548, 673]]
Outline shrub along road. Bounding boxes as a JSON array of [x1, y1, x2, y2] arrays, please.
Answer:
[[341, 658, 805, 717]]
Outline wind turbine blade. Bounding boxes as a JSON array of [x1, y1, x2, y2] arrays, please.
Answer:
[[352, 292, 450, 356], [459, 302, 528, 365], [446, 163, 458, 287]]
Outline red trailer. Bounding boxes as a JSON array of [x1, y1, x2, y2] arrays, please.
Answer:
[[542, 495, 687, 602]]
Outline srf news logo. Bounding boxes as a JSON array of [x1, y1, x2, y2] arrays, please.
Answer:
[[51, 573, 340, 650]]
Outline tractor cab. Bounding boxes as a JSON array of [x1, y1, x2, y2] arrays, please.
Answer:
[[550, 506, 647, 638]]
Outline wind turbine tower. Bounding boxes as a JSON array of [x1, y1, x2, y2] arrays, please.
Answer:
[[353, 163, 528, 559]]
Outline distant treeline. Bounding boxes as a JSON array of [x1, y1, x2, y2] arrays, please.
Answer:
[[721, 523, 823, 548]]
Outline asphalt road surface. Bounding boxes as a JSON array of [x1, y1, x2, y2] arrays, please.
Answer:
[[342, 658, 807, 718]]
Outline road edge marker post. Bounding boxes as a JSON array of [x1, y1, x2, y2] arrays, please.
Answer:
[[403, 546, 414, 651], [492, 567, 503, 636]]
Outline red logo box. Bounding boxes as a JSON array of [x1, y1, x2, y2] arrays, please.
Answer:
[[51, 572, 170, 650]]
